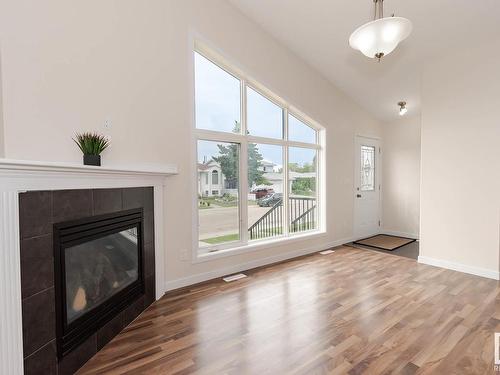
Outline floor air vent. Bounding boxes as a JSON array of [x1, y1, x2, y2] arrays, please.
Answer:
[[319, 250, 335, 255], [222, 273, 248, 282]]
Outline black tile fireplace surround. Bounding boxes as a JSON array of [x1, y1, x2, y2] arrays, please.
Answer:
[[19, 187, 156, 375]]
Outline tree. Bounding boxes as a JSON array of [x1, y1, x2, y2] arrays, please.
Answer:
[[288, 162, 315, 173], [212, 121, 269, 188], [213, 142, 239, 189], [248, 142, 270, 187], [288, 154, 316, 173], [291, 177, 316, 196]]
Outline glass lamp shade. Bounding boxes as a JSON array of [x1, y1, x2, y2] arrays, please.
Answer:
[[349, 17, 412, 58]]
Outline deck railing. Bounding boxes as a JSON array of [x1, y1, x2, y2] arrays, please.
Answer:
[[248, 196, 316, 240], [290, 204, 316, 233]]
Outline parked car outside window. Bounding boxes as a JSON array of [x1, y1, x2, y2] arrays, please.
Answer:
[[258, 193, 283, 207]]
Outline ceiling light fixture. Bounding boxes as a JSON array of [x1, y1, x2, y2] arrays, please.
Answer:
[[398, 101, 407, 116], [349, 0, 412, 60]]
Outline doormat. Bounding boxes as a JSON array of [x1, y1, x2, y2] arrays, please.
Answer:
[[353, 234, 416, 251]]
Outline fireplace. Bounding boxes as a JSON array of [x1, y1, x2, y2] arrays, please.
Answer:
[[54, 208, 145, 359], [0, 159, 172, 375]]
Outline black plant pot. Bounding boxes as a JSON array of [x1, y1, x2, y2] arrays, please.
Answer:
[[83, 154, 101, 166]]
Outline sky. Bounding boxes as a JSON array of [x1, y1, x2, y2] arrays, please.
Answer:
[[195, 52, 316, 168]]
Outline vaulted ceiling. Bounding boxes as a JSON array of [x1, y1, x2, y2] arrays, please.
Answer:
[[229, 0, 500, 121]]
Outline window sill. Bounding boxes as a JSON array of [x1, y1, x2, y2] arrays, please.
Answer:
[[193, 230, 327, 263]]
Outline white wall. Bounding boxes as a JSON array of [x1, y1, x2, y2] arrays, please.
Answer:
[[420, 42, 500, 279], [382, 115, 421, 238], [0, 52, 4, 158], [0, 0, 380, 288]]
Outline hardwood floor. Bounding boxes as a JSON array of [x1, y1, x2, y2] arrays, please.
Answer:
[[78, 246, 500, 375]]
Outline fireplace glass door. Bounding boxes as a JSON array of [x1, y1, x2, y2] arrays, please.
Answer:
[[65, 228, 139, 324], [54, 208, 144, 358]]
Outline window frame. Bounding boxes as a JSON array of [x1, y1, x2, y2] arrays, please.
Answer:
[[193, 45, 325, 259]]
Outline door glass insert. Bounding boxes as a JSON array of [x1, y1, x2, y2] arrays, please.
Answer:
[[360, 145, 375, 191]]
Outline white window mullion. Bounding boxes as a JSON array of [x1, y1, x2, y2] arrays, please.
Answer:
[[240, 79, 247, 135], [283, 108, 290, 237], [240, 80, 249, 244], [240, 140, 249, 244], [195, 129, 245, 143], [286, 140, 321, 149], [246, 135, 287, 147]]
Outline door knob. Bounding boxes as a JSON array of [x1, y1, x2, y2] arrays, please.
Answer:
[[356, 194, 362, 198]]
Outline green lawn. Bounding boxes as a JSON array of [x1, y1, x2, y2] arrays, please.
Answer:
[[199, 196, 237, 208], [203, 223, 316, 245], [201, 233, 240, 245], [199, 197, 258, 208]]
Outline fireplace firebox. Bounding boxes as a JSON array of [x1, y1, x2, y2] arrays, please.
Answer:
[[53, 208, 145, 359]]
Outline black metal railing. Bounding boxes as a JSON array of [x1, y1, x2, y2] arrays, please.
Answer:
[[248, 200, 283, 240], [248, 197, 316, 240], [290, 204, 316, 233]]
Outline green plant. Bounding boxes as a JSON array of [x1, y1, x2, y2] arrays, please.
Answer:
[[73, 132, 110, 155]]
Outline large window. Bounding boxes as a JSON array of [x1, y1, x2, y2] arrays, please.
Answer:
[[194, 49, 323, 255]]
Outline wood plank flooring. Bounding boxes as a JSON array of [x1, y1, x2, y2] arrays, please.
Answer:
[[78, 246, 500, 375]]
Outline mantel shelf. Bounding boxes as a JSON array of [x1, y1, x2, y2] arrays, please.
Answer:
[[0, 158, 178, 177]]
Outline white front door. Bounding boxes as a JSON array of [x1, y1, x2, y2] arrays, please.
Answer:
[[353, 136, 381, 239]]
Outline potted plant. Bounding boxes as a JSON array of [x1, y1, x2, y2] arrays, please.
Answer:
[[73, 132, 110, 166]]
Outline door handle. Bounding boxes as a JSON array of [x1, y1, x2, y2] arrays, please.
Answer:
[[356, 194, 362, 198]]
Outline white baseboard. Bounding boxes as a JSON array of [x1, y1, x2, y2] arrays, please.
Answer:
[[418, 256, 499, 280], [382, 229, 419, 239], [164, 238, 352, 292]]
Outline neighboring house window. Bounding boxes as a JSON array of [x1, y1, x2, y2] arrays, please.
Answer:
[[194, 47, 323, 254]]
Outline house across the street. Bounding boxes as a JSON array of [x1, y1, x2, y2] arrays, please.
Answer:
[[197, 160, 225, 197], [197, 159, 315, 197]]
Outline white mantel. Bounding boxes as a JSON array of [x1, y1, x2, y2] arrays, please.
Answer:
[[0, 158, 178, 176], [0, 158, 178, 375]]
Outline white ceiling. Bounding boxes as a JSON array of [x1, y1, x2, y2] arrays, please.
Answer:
[[228, 0, 500, 121]]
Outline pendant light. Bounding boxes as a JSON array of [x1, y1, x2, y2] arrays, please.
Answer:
[[349, 0, 412, 60]]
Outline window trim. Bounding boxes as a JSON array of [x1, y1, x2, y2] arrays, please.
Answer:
[[192, 44, 325, 260]]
